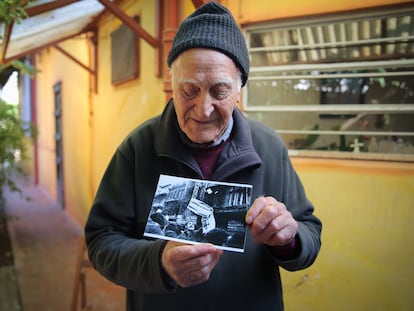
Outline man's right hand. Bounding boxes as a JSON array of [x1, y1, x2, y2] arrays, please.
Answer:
[[161, 241, 223, 288]]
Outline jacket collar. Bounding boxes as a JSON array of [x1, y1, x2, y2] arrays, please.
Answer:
[[154, 99, 262, 180]]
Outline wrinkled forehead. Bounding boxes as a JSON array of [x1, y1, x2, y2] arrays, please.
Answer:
[[171, 48, 239, 83]]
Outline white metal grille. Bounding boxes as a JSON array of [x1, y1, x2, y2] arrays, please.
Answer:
[[243, 7, 414, 158]]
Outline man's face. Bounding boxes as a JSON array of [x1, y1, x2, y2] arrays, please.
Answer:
[[171, 48, 241, 144]]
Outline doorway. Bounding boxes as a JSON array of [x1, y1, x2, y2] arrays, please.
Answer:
[[53, 82, 65, 209]]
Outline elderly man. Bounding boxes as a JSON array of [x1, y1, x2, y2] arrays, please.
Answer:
[[85, 2, 322, 311]]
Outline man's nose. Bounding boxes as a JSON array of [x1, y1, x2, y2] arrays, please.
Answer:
[[195, 93, 214, 117]]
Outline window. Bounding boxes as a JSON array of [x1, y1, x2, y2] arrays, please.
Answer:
[[111, 17, 140, 85], [243, 6, 414, 160]]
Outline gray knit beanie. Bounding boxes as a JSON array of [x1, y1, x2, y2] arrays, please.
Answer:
[[167, 2, 249, 86]]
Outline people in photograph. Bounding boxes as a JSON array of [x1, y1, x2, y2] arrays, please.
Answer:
[[85, 2, 322, 310]]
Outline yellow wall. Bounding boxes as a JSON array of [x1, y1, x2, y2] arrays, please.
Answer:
[[218, 2, 414, 308], [218, 2, 414, 309], [91, 0, 164, 193], [33, 0, 166, 223], [224, 0, 414, 24], [32, 0, 414, 225], [285, 159, 414, 310], [34, 36, 92, 222]]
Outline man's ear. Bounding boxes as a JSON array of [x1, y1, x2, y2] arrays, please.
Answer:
[[236, 94, 242, 109]]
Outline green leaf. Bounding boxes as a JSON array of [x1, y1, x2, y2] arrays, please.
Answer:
[[0, 97, 34, 204], [0, 0, 32, 24]]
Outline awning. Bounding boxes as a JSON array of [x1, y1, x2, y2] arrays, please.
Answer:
[[0, 0, 105, 63]]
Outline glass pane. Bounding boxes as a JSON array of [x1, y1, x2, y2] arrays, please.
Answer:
[[248, 75, 320, 106], [247, 69, 414, 107], [245, 111, 414, 154]]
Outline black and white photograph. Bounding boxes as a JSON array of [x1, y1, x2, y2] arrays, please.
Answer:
[[144, 174, 253, 253]]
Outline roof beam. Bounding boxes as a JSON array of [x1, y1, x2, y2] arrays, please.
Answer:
[[192, 0, 206, 8], [0, 29, 86, 64], [53, 44, 95, 74], [98, 0, 160, 48], [0, 21, 13, 63]]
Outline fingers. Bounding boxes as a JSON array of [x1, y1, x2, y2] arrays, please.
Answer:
[[180, 249, 222, 287], [246, 196, 283, 230], [161, 242, 223, 288], [245, 196, 269, 225], [246, 196, 298, 247]]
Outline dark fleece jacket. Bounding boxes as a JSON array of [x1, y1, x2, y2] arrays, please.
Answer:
[[85, 100, 322, 311]]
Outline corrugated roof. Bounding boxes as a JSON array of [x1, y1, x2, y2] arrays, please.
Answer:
[[0, 0, 105, 63]]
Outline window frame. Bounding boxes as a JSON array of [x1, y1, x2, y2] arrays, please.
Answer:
[[110, 16, 140, 86], [242, 5, 414, 162]]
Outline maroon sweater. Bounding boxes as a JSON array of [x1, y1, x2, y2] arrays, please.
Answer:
[[190, 140, 228, 180]]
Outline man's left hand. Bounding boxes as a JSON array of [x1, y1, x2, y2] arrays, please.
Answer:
[[245, 196, 298, 247]]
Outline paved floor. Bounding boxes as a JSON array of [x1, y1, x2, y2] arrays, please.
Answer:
[[0, 207, 21, 311], [1, 176, 125, 311]]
